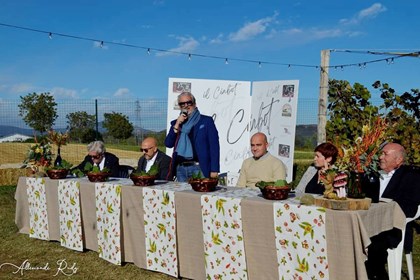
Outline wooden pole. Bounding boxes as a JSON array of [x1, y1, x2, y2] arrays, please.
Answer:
[[318, 50, 330, 144]]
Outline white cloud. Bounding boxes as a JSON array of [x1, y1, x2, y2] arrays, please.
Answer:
[[113, 88, 131, 97], [10, 83, 37, 94], [209, 33, 224, 44], [50, 87, 78, 98], [228, 13, 278, 42], [340, 3, 387, 25], [156, 36, 199, 56]]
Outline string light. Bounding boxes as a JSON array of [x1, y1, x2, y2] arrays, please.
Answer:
[[0, 22, 418, 71]]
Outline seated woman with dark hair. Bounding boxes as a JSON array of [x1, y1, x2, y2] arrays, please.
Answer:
[[295, 142, 339, 195]]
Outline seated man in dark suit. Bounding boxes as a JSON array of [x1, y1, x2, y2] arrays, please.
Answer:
[[364, 143, 420, 279], [137, 137, 173, 181], [74, 140, 120, 177]]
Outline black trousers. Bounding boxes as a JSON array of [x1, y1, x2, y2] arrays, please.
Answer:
[[365, 228, 402, 280]]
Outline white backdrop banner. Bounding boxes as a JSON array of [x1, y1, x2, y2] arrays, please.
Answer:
[[250, 80, 299, 182], [167, 78, 298, 182]]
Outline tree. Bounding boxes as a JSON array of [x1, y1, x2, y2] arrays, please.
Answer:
[[373, 81, 420, 164], [326, 80, 378, 147], [327, 79, 420, 165], [66, 111, 96, 142], [103, 112, 133, 140], [18, 92, 58, 134]]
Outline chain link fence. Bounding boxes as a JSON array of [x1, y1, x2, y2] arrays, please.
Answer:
[[0, 98, 318, 167]]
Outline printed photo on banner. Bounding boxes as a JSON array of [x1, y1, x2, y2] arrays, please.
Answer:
[[173, 82, 191, 93], [278, 144, 290, 158], [282, 104, 292, 117], [282, 85, 295, 98]]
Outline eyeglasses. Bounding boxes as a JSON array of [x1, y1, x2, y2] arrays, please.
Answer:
[[141, 147, 155, 153], [178, 100, 194, 107], [90, 154, 103, 159]]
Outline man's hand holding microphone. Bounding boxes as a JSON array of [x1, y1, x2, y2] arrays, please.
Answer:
[[173, 109, 188, 133]]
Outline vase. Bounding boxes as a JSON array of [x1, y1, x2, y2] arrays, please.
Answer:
[[347, 171, 366, 199], [54, 147, 62, 167]]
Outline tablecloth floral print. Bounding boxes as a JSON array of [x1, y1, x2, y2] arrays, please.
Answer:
[[273, 203, 329, 279], [58, 179, 83, 251], [142, 184, 188, 278], [201, 194, 248, 280], [26, 177, 49, 240], [95, 182, 122, 265]]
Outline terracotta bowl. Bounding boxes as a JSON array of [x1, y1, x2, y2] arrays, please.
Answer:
[[46, 169, 69, 180], [260, 185, 291, 200], [188, 178, 218, 192], [130, 174, 156, 186], [87, 172, 111, 182]]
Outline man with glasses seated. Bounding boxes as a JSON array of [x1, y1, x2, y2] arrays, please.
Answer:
[[136, 137, 173, 180], [165, 92, 220, 182], [74, 140, 120, 177]]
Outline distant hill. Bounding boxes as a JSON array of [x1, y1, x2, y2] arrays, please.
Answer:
[[0, 125, 34, 137], [296, 124, 317, 137]]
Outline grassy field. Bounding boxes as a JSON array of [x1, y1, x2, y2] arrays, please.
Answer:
[[0, 143, 141, 166], [0, 186, 173, 280]]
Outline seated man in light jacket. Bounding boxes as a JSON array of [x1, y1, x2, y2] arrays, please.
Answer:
[[236, 132, 286, 188]]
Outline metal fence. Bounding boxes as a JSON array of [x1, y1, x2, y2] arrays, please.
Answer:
[[0, 98, 318, 166]]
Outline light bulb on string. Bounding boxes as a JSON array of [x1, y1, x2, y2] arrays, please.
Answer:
[[147, 48, 151, 55], [225, 58, 228, 65], [341, 66, 344, 71], [188, 54, 192, 61], [48, 32, 52, 39], [258, 61, 262, 68], [288, 64, 291, 69], [100, 41, 104, 48]]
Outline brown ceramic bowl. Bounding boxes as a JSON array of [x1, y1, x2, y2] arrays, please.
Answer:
[[46, 169, 69, 179], [188, 178, 218, 192], [87, 171, 111, 182], [260, 185, 291, 200], [130, 174, 156, 186]]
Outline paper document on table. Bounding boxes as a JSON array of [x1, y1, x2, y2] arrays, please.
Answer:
[[379, 197, 393, 203]]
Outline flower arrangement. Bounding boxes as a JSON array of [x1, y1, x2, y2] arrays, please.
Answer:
[[47, 129, 69, 147], [334, 116, 388, 177], [23, 139, 53, 169]]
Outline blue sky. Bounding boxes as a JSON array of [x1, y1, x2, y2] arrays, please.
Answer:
[[0, 1, 419, 102]]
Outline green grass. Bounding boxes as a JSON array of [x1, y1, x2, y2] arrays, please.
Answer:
[[1, 186, 419, 279], [0, 186, 173, 280]]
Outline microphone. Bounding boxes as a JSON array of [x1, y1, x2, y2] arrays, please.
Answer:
[[180, 109, 188, 117]]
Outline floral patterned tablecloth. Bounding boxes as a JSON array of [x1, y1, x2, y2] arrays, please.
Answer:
[[273, 202, 329, 279], [95, 182, 122, 265], [26, 177, 49, 240], [199, 187, 260, 280], [142, 182, 191, 277], [58, 179, 83, 251]]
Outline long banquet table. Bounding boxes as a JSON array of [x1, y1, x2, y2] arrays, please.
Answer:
[[15, 177, 405, 280]]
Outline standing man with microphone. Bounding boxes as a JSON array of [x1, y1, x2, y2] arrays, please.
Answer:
[[165, 92, 220, 182]]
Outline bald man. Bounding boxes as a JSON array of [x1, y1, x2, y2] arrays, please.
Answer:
[[236, 132, 286, 188], [137, 137, 173, 181], [365, 143, 420, 279]]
